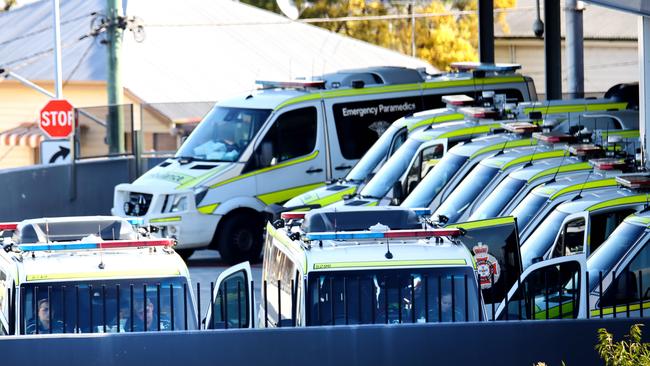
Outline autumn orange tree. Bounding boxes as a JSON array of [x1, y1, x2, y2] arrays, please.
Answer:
[[244, 0, 516, 70]]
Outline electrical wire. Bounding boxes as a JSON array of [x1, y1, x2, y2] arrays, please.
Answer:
[[0, 13, 91, 48], [62, 39, 94, 88]]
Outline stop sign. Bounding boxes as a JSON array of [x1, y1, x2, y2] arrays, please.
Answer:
[[40, 99, 74, 139]]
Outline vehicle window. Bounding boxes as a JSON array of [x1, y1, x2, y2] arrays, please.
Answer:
[[499, 260, 581, 320], [245, 107, 317, 172], [346, 126, 404, 183], [579, 116, 621, 131], [261, 240, 297, 327], [389, 128, 408, 156], [360, 138, 423, 199], [600, 241, 650, 309], [333, 96, 422, 160], [21, 277, 196, 334], [401, 153, 468, 208], [177, 106, 271, 162], [306, 267, 480, 326], [520, 210, 571, 268], [404, 144, 444, 196], [210, 270, 249, 329], [551, 217, 586, 258], [589, 209, 637, 255], [0, 269, 7, 315], [470, 176, 526, 220], [511, 193, 549, 231]]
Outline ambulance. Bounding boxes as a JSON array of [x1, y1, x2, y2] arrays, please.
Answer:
[[112, 64, 535, 264], [0, 216, 197, 335], [204, 207, 487, 328]]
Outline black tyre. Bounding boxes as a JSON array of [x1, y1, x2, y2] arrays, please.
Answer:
[[175, 249, 195, 261], [217, 213, 264, 265]]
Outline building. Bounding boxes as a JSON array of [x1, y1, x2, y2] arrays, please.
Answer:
[[495, 0, 638, 97], [0, 0, 433, 168]]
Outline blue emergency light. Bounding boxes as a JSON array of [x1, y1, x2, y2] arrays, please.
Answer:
[[18, 238, 175, 252]]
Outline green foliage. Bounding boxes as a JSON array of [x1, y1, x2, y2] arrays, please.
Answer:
[[241, 0, 516, 70], [2, 0, 16, 12], [596, 324, 650, 366]]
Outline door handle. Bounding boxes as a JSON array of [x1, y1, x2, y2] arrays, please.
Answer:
[[306, 168, 323, 174], [335, 164, 352, 171]]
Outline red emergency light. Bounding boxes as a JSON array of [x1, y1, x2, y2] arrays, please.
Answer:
[[501, 122, 541, 134], [383, 228, 462, 238], [460, 107, 500, 119], [441, 94, 474, 107], [533, 132, 577, 144], [281, 212, 307, 220], [568, 144, 603, 157], [0, 223, 17, 231], [18, 238, 175, 252], [616, 175, 650, 190], [590, 158, 627, 171]]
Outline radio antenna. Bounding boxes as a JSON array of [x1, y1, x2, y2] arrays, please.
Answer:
[[45, 219, 50, 243], [548, 148, 569, 183], [572, 170, 593, 201], [523, 140, 541, 168], [98, 224, 105, 269]]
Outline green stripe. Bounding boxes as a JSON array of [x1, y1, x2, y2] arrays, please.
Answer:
[[587, 194, 650, 212], [312, 259, 467, 270], [257, 182, 326, 205], [447, 216, 515, 230], [601, 130, 640, 139], [528, 162, 592, 183], [523, 102, 627, 114], [407, 112, 464, 132], [304, 186, 357, 207], [549, 178, 618, 200], [437, 123, 502, 139], [590, 301, 650, 317], [534, 301, 576, 320], [210, 150, 319, 188], [625, 215, 650, 226], [469, 138, 538, 160], [149, 216, 181, 223], [501, 150, 566, 170], [197, 203, 219, 214], [277, 76, 526, 110]]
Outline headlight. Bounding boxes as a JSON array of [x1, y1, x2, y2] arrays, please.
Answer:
[[162, 194, 189, 213], [194, 186, 208, 206]]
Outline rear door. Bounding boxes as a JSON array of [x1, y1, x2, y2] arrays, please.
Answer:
[[495, 255, 587, 320], [204, 262, 255, 329]]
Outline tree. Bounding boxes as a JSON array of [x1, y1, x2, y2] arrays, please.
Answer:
[[2, 0, 16, 12], [242, 0, 517, 71]]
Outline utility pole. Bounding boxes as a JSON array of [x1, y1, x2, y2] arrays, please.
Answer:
[[107, 0, 124, 154], [52, 0, 62, 98], [478, 0, 495, 63], [544, 0, 562, 100], [565, 0, 584, 98]]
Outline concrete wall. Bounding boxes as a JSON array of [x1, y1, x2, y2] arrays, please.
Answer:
[[0, 319, 647, 366]]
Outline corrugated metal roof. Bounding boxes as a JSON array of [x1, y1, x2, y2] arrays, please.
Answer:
[[0, 0, 435, 105], [495, 0, 637, 41]]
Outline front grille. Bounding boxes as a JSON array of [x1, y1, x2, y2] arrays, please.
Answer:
[[123, 192, 153, 216]]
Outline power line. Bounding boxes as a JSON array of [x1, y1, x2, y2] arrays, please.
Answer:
[[0, 13, 91, 48]]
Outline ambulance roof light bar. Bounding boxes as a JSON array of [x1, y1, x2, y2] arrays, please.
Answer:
[[532, 132, 577, 144], [568, 144, 603, 157], [459, 107, 500, 119], [615, 175, 650, 190], [17, 238, 175, 252], [501, 122, 541, 134], [306, 228, 462, 241], [256, 79, 326, 90], [281, 208, 432, 222], [0, 223, 17, 231], [590, 158, 628, 171], [441, 94, 474, 107], [449, 62, 522, 74]]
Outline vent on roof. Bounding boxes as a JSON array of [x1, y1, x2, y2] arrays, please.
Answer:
[[191, 164, 218, 170]]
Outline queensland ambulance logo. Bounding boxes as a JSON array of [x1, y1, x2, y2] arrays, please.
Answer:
[[472, 243, 500, 289]]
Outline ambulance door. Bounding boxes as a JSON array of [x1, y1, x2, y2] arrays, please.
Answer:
[[244, 104, 327, 205], [324, 95, 423, 180], [593, 239, 650, 318], [205, 262, 255, 329], [495, 255, 587, 320], [447, 217, 522, 310]]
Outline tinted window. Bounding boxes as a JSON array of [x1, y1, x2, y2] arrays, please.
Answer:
[[261, 238, 299, 327], [470, 176, 527, 220], [434, 164, 499, 223], [600, 241, 650, 309], [209, 270, 249, 329], [404, 144, 444, 196], [333, 97, 422, 159], [521, 210, 571, 268], [551, 217, 586, 258], [511, 193, 549, 231], [245, 107, 317, 172], [401, 153, 468, 208], [589, 209, 637, 255]]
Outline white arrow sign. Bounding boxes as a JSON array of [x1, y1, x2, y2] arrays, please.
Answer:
[[40, 139, 71, 165]]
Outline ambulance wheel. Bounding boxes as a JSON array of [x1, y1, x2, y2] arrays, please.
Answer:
[[176, 249, 195, 261], [217, 213, 263, 265]]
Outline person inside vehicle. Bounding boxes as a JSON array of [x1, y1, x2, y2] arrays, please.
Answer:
[[26, 298, 62, 334], [125, 297, 170, 332]]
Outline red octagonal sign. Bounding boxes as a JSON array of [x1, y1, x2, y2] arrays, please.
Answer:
[[40, 99, 75, 139]]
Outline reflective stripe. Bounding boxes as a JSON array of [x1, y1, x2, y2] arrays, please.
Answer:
[[437, 123, 502, 139], [198, 203, 219, 214], [469, 138, 537, 159], [528, 162, 592, 183], [407, 112, 464, 132], [501, 150, 566, 170], [523, 102, 627, 114], [26, 269, 181, 282], [601, 130, 640, 139], [549, 178, 618, 200], [624, 215, 650, 226], [304, 186, 357, 207], [447, 216, 514, 230], [590, 301, 650, 316], [365, 200, 379, 206], [210, 150, 319, 188], [257, 182, 326, 205], [587, 194, 650, 212], [150, 216, 181, 223], [313, 259, 467, 270], [277, 76, 526, 110], [534, 301, 575, 319]]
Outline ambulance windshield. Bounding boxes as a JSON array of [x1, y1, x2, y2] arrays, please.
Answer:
[[21, 277, 197, 334], [306, 267, 480, 326], [469, 176, 526, 220], [346, 124, 404, 182], [177, 106, 271, 162], [359, 138, 424, 199], [401, 152, 468, 208], [510, 192, 549, 231]]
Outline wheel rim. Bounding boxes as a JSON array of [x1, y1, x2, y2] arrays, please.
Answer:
[[233, 229, 254, 252]]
